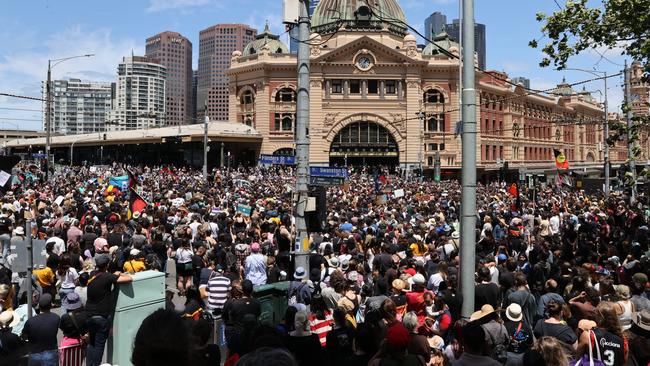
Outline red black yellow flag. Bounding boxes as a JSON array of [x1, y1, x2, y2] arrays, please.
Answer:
[[128, 188, 147, 219], [553, 149, 569, 170]]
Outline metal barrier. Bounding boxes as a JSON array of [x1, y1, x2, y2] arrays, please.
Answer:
[[59, 342, 86, 366]]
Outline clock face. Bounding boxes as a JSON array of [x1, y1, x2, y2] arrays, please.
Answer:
[[357, 56, 372, 70]]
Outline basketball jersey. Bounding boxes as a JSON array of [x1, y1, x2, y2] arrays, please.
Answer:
[[591, 328, 625, 366]]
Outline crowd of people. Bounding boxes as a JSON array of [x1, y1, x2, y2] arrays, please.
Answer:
[[0, 162, 649, 366]]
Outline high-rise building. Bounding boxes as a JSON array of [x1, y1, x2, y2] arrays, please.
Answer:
[[289, 0, 321, 53], [145, 31, 192, 126], [191, 70, 198, 121], [511, 77, 530, 90], [107, 56, 166, 131], [445, 19, 486, 69], [43, 79, 112, 135], [197, 24, 257, 121], [424, 12, 446, 41]]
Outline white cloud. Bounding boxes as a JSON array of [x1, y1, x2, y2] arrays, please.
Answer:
[[146, 0, 212, 12], [0, 26, 141, 130]]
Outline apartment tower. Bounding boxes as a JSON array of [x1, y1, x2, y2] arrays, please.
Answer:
[[145, 31, 193, 126], [197, 24, 257, 121]]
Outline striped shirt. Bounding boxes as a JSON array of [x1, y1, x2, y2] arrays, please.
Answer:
[[207, 272, 231, 312], [309, 312, 333, 347]]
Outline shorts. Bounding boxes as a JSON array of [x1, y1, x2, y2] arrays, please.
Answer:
[[176, 262, 194, 277]]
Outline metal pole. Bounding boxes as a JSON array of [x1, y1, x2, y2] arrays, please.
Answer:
[[70, 141, 74, 167], [603, 72, 610, 197], [220, 142, 225, 169], [460, 0, 477, 319], [45, 61, 52, 181], [294, 0, 311, 272], [203, 103, 209, 180], [624, 61, 637, 203], [100, 145, 103, 164], [26, 219, 33, 320]]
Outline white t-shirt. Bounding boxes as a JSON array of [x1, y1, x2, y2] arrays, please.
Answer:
[[46, 237, 66, 256], [57, 267, 79, 289]]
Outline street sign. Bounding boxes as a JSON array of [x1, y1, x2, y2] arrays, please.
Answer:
[[309, 176, 344, 186], [309, 166, 348, 178], [259, 154, 296, 165], [236, 204, 252, 216]]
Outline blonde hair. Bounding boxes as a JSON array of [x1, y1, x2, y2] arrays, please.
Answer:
[[534, 337, 570, 366]]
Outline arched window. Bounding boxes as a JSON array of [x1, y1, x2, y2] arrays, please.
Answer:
[[423, 89, 445, 104], [275, 87, 296, 102], [240, 90, 255, 105], [274, 113, 294, 132]]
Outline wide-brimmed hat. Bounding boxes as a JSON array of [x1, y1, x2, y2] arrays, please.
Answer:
[[428, 335, 445, 350], [328, 257, 340, 268], [451, 231, 460, 239], [392, 279, 406, 292], [632, 309, 650, 332], [62, 292, 83, 311], [470, 304, 496, 321], [294, 266, 306, 280], [0, 310, 19, 328], [12, 227, 24, 236], [505, 303, 523, 322]]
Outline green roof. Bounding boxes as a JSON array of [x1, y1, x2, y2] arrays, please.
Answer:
[[422, 32, 459, 56], [242, 23, 289, 56], [311, 0, 407, 36]]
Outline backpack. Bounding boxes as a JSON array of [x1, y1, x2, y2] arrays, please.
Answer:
[[508, 322, 531, 354], [288, 282, 307, 306], [487, 326, 509, 364]]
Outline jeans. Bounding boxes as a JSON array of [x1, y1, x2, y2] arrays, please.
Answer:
[[58, 287, 74, 305], [28, 349, 59, 366], [0, 233, 10, 263], [86, 315, 110, 366]]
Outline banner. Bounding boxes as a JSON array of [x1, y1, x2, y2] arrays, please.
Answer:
[[236, 204, 252, 216], [108, 175, 130, 191]]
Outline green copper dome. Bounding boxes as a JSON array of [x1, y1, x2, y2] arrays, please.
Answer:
[[242, 23, 289, 56], [311, 0, 407, 36], [423, 32, 459, 56]]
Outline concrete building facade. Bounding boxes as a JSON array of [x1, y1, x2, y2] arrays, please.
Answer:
[[145, 31, 193, 126], [197, 24, 257, 121], [227, 0, 628, 176], [107, 56, 166, 131], [43, 79, 112, 135]]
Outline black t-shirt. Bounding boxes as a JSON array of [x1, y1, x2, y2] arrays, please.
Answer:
[[591, 328, 625, 366], [59, 311, 88, 338], [222, 297, 261, 327], [0, 216, 11, 235], [533, 320, 577, 345], [107, 232, 123, 248], [23, 312, 60, 353], [475, 282, 500, 310], [504, 319, 533, 353], [86, 271, 119, 317], [0, 328, 24, 362], [326, 327, 354, 366]]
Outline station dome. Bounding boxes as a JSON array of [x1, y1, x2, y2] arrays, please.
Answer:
[[242, 23, 289, 56], [311, 0, 408, 36]]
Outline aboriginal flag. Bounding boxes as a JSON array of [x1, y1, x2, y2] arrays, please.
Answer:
[[128, 188, 147, 219], [553, 149, 569, 170], [126, 168, 138, 189]]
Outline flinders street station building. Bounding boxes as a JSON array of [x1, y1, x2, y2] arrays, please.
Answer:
[[227, 0, 639, 178]]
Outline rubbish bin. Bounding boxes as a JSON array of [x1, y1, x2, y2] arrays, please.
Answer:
[[107, 270, 165, 366], [252, 281, 289, 326]]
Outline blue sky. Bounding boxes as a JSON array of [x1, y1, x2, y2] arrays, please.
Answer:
[[0, 0, 628, 131]]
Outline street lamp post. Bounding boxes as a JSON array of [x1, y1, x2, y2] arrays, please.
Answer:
[[565, 68, 610, 196], [416, 111, 426, 181], [203, 103, 209, 181], [45, 54, 94, 180]]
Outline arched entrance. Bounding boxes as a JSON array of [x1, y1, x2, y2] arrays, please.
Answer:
[[329, 121, 399, 166]]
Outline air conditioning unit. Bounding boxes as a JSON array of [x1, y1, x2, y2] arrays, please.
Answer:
[[283, 0, 300, 24]]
